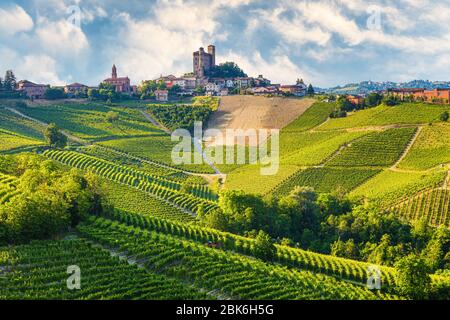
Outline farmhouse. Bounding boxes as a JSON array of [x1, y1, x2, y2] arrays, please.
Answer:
[[423, 88, 450, 103], [64, 83, 88, 95], [347, 95, 365, 106], [103, 65, 131, 93], [389, 88, 450, 103], [16, 80, 48, 99], [279, 79, 307, 97], [155, 89, 169, 102]]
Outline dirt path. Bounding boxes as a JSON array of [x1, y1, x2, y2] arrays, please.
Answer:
[[139, 110, 171, 134], [6, 107, 90, 146]]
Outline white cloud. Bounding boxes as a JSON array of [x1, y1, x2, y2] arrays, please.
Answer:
[[35, 18, 89, 55], [107, 12, 205, 83], [220, 51, 317, 85], [0, 47, 63, 84], [0, 5, 34, 37]]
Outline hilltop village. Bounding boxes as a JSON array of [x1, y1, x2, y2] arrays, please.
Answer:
[[4, 44, 309, 102]]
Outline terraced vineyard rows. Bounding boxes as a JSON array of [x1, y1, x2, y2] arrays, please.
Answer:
[[0, 129, 43, 152], [392, 187, 450, 227], [98, 137, 216, 174], [80, 145, 191, 182], [104, 209, 398, 287], [272, 167, 381, 196], [78, 216, 395, 300], [42, 149, 218, 214], [0, 108, 45, 140], [0, 173, 19, 205], [0, 238, 206, 299], [104, 181, 197, 223], [326, 128, 417, 167]]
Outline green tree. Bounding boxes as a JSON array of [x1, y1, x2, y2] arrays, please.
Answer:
[[200, 209, 230, 231], [206, 62, 247, 78], [440, 111, 449, 122], [382, 94, 400, 106], [106, 111, 119, 123], [3, 70, 17, 91], [307, 84, 315, 96], [194, 85, 205, 95], [44, 123, 67, 148], [44, 87, 66, 100], [365, 92, 383, 107], [139, 80, 158, 97], [395, 254, 431, 299], [253, 230, 276, 261], [421, 227, 449, 271]]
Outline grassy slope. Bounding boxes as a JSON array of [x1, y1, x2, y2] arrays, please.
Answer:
[[326, 128, 417, 167], [283, 102, 336, 132], [280, 130, 370, 166], [103, 180, 196, 223], [350, 169, 447, 206], [273, 167, 381, 196], [398, 123, 450, 170], [98, 135, 215, 173], [0, 108, 45, 140], [0, 131, 43, 152], [319, 103, 449, 130], [15, 103, 162, 141]]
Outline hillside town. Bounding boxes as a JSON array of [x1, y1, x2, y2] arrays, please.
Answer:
[[2, 44, 450, 106], [3, 44, 309, 102]]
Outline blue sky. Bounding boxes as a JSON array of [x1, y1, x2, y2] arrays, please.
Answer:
[[1, 0, 450, 88]]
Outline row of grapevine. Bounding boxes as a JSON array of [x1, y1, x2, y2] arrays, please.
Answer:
[[78, 216, 396, 300], [0, 173, 19, 205], [271, 167, 381, 197], [42, 149, 218, 214], [80, 145, 190, 181], [98, 144, 214, 174], [391, 187, 450, 227], [326, 127, 417, 167], [104, 181, 197, 223], [104, 209, 397, 287], [44, 149, 217, 201], [0, 238, 207, 299]]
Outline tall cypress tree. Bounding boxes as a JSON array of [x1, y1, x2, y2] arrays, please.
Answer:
[[4, 70, 17, 91]]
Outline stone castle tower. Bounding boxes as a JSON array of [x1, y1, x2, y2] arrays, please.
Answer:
[[193, 45, 216, 78]]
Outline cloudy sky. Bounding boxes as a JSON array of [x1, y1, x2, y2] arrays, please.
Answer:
[[0, 0, 449, 87]]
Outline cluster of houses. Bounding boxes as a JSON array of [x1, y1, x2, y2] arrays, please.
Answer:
[[153, 73, 308, 100], [150, 45, 308, 101], [346, 88, 450, 106], [15, 44, 309, 102], [16, 65, 138, 100], [388, 88, 450, 103]]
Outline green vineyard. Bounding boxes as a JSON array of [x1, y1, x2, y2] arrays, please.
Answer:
[[0, 238, 207, 300], [104, 181, 197, 223], [105, 208, 399, 287], [78, 216, 396, 300], [42, 149, 219, 214], [326, 127, 417, 167], [0, 173, 19, 205], [392, 187, 450, 227], [272, 167, 381, 196]]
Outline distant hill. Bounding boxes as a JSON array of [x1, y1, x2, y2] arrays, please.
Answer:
[[317, 80, 450, 95]]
